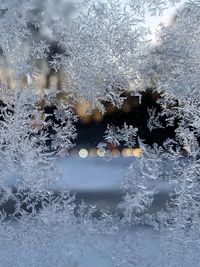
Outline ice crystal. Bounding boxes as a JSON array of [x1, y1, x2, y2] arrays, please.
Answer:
[[104, 123, 138, 147]]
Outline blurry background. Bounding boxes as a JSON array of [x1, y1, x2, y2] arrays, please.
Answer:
[[0, 0, 182, 212]]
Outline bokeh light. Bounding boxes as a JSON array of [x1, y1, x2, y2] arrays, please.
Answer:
[[97, 148, 106, 157], [79, 148, 88, 158], [112, 148, 121, 158], [133, 148, 142, 157]]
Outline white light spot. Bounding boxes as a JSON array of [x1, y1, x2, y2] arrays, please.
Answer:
[[97, 148, 106, 157], [79, 148, 88, 158]]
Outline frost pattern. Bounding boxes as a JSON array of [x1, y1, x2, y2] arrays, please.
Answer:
[[104, 123, 138, 147]]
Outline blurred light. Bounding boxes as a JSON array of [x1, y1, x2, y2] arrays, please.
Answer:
[[92, 110, 103, 123], [97, 148, 106, 157], [122, 148, 129, 157], [112, 148, 120, 158], [89, 148, 97, 157], [75, 98, 92, 124], [122, 148, 134, 157], [79, 148, 88, 158], [133, 148, 142, 157], [127, 148, 134, 157]]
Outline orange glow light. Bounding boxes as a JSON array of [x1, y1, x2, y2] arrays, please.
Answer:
[[112, 148, 120, 158], [133, 148, 142, 157]]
